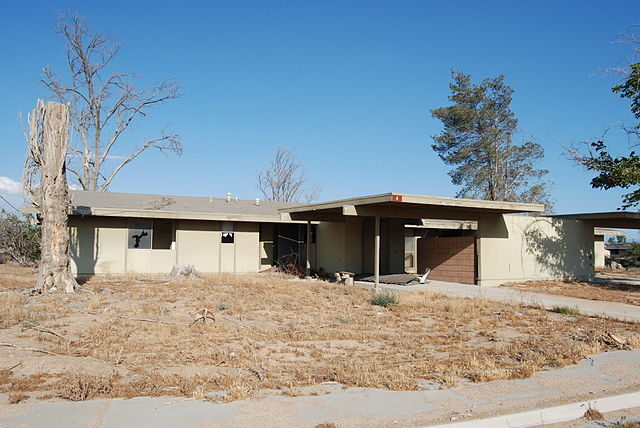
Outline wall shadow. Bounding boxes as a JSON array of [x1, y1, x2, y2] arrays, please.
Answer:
[[523, 218, 592, 278]]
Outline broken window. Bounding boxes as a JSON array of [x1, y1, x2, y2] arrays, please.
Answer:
[[221, 222, 234, 244], [152, 220, 175, 249], [128, 220, 152, 249]]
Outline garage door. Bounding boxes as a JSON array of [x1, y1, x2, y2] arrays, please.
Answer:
[[417, 236, 476, 284]]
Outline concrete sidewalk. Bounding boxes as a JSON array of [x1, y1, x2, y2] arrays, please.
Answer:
[[355, 280, 640, 323], [1, 350, 639, 427]]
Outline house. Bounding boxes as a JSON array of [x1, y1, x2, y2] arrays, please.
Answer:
[[33, 190, 640, 287], [605, 242, 633, 259], [594, 228, 627, 267], [61, 191, 313, 276]]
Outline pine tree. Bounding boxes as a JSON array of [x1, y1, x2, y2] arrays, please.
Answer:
[[431, 70, 552, 208]]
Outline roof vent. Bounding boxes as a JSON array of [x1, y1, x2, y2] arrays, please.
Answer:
[[235, 196, 238, 203], [209, 197, 213, 205], [255, 198, 260, 206], [226, 192, 231, 203]]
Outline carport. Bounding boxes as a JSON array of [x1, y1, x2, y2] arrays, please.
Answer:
[[552, 212, 640, 229], [279, 193, 544, 288]]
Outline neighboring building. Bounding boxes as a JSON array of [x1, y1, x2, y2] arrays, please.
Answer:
[[24, 191, 640, 287], [605, 242, 632, 259], [594, 228, 627, 267]]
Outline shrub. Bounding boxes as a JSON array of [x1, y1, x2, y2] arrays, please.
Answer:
[[0, 212, 41, 266], [370, 293, 399, 308], [552, 305, 579, 316]]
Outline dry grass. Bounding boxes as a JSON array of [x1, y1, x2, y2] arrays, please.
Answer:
[[505, 277, 640, 306], [1, 266, 639, 403]]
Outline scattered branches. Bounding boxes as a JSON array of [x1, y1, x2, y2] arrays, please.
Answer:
[[0, 342, 62, 356]]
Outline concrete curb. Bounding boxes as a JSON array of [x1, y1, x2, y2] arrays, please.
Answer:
[[426, 390, 640, 427]]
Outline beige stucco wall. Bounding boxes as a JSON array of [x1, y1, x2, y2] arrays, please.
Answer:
[[176, 220, 220, 272], [594, 235, 605, 268], [477, 214, 594, 286], [234, 222, 260, 273], [70, 217, 265, 275], [316, 221, 346, 274], [126, 249, 177, 273], [69, 216, 127, 275]]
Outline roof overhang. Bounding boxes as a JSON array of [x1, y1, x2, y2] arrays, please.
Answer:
[[22, 205, 310, 224], [279, 193, 545, 222], [552, 212, 640, 229], [594, 227, 627, 237]]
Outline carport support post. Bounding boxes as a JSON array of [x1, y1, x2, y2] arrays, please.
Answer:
[[374, 215, 380, 291], [306, 221, 311, 275]]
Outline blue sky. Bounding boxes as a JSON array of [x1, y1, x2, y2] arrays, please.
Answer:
[[1, 0, 640, 222]]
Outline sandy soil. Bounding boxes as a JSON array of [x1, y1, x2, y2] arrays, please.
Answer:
[[1, 264, 639, 405], [504, 274, 640, 306]]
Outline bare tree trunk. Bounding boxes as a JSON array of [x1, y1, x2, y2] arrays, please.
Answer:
[[26, 100, 77, 293]]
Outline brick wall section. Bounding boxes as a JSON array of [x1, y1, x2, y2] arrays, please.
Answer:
[[417, 236, 476, 284]]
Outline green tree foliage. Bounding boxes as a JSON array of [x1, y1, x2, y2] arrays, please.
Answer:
[[629, 242, 640, 260], [573, 63, 640, 209], [0, 211, 41, 266], [431, 70, 552, 207]]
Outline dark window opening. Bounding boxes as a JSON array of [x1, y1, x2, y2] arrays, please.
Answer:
[[128, 219, 175, 249], [153, 220, 175, 249], [128, 220, 152, 249]]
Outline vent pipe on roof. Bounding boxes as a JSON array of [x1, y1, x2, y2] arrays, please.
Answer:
[[209, 197, 213, 205], [255, 198, 260, 206], [235, 197, 238, 203], [226, 192, 231, 203]]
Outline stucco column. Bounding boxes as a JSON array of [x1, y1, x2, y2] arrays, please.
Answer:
[[306, 221, 311, 275], [374, 215, 380, 291]]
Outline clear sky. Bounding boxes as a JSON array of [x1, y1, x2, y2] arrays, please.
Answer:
[[1, 0, 640, 221]]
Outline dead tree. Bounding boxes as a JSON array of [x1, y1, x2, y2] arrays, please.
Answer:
[[40, 12, 182, 191], [257, 146, 320, 202], [24, 100, 77, 293]]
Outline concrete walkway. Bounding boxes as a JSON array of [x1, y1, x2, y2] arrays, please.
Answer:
[[1, 350, 639, 427], [355, 280, 640, 323]]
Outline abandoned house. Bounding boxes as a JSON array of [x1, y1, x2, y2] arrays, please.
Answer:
[[28, 190, 638, 287]]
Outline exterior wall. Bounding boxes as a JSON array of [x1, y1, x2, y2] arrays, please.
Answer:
[[70, 216, 265, 275], [316, 221, 346, 274], [259, 223, 275, 270], [176, 220, 220, 272], [234, 222, 260, 272], [315, 218, 404, 275], [477, 214, 594, 286], [126, 249, 176, 273], [344, 218, 363, 273], [69, 216, 127, 275], [594, 235, 605, 268], [388, 219, 405, 273]]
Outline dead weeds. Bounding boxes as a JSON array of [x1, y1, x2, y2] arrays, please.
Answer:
[[505, 277, 640, 306], [1, 266, 639, 403]]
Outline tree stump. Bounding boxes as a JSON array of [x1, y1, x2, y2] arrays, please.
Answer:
[[168, 264, 199, 281]]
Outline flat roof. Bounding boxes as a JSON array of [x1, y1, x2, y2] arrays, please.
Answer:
[[23, 191, 305, 223], [552, 212, 640, 229], [279, 192, 545, 222]]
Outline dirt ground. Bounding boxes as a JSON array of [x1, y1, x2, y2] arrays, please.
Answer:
[[1, 264, 640, 405], [504, 272, 640, 306]]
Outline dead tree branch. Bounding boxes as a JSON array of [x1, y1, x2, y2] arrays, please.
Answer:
[[38, 11, 182, 192]]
